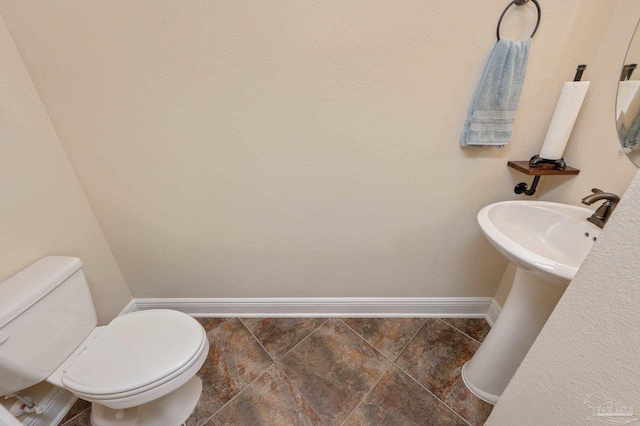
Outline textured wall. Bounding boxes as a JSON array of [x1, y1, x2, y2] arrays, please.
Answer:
[[0, 16, 131, 323], [487, 166, 640, 424], [0, 0, 632, 299]]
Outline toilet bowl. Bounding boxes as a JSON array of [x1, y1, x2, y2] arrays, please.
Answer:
[[0, 257, 208, 426], [48, 309, 209, 425]]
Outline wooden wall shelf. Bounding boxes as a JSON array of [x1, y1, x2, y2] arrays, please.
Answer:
[[507, 161, 580, 176], [508, 160, 580, 196]]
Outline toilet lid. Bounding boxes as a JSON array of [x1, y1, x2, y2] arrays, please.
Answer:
[[62, 309, 205, 396]]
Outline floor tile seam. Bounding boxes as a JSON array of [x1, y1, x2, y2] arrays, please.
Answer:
[[393, 318, 430, 362], [339, 362, 394, 426], [275, 318, 330, 361], [336, 318, 397, 365], [437, 319, 483, 345], [238, 318, 277, 364], [275, 364, 330, 426], [391, 362, 473, 426], [391, 318, 429, 363], [61, 408, 91, 426], [205, 318, 230, 335], [199, 365, 274, 426]]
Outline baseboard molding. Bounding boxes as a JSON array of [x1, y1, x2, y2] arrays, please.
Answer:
[[119, 299, 138, 315], [486, 299, 502, 327], [130, 297, 497, 320]]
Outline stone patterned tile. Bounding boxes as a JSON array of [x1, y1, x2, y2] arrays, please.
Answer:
[[345, 366, 467, 426], [341, 318, 426, 359], [442, 375, 493, 426], [206, 367, 324, 426], [59, 398, 91, 425], [441, 318, 491, 342], [396, 319, 492, 425], [185, 387, 224, 426], [60, 409, 91, 426], [242, 318, 327, 359], [186, 319, 273, 425], [195, 317, 228, 333], [278, 319, 390, 426]]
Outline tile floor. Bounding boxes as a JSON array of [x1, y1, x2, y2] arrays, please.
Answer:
[[59, 317, 492, 426]]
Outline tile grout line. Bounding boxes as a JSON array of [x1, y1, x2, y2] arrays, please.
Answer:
[[338, 318, 462, 426], [273, 318, 330, 361], [236, 318, 329, 424], [393, 319, 474, 426], [280, 318, 393, 426], [273, 318, 340, 425], [238, 318, 277, 364], [335, 318, 407, 425], [337, 318, 397, 365], [197, 318, 230, 336], [237, 318, 330, 425], [198, 365, 273, 426], [438, 319, 485, 345], [394, 363, 473, 426], [276, 364, 330, 426], [340, 362, 394, 426], [197, 319, 274, 426], [392, 361, 473, 426], [61, 408, 91, 426], [390, 318, 428, 363]]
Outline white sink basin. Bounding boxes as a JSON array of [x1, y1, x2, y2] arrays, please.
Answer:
[[478, 201, 601, 285], [462, 200, 602, 404]]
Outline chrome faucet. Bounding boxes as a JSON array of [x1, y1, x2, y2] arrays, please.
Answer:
[[581, 188, 620, 229]]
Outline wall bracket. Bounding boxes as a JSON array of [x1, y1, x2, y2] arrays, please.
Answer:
[[514, 175, 541, 196], [508, 160, 580, 197]]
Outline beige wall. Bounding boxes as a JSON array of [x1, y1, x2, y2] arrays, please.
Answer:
[[487, 166, 640, 424], [0, 0, 633, 299], [0, 15, 131, 324]]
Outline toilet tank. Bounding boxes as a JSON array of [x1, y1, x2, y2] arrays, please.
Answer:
[[0, 257, 97, 396]]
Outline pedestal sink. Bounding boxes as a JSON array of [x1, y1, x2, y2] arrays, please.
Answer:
[[462, 201, 601, 404]]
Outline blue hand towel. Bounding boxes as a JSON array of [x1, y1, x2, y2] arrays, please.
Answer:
[[461, 38, 531, 147]]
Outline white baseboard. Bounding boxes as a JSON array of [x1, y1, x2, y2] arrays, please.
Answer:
[[118, 299, 138, 315], [486, 299, 502, 327], [130, 297, 497, 320]]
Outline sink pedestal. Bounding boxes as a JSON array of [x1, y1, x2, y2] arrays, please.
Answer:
[[461, 267, 566, 404]]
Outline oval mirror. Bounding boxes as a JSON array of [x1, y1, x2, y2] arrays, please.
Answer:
[[617, 20, 640, 167]]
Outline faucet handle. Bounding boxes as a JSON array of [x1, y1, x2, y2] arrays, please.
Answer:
[[591, 188, 604, 194]]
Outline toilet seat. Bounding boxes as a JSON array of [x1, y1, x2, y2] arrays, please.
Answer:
[[73, 337, 208, 410], [58, 310, 208, 409]]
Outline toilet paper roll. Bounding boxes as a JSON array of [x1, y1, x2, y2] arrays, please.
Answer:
[[539, 81, 590, 160]]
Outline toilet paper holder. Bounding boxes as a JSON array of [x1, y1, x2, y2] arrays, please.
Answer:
[[528, 65, 588, 174], [529, 154, 566, 171]]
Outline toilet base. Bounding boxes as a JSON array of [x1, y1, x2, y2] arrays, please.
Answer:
[[90, 376, 202, 426]]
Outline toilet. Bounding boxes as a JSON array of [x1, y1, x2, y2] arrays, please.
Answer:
[[0, 256, 209, 426]]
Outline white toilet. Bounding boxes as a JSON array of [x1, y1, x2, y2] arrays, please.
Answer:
[[0, 256, 209, 426]]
